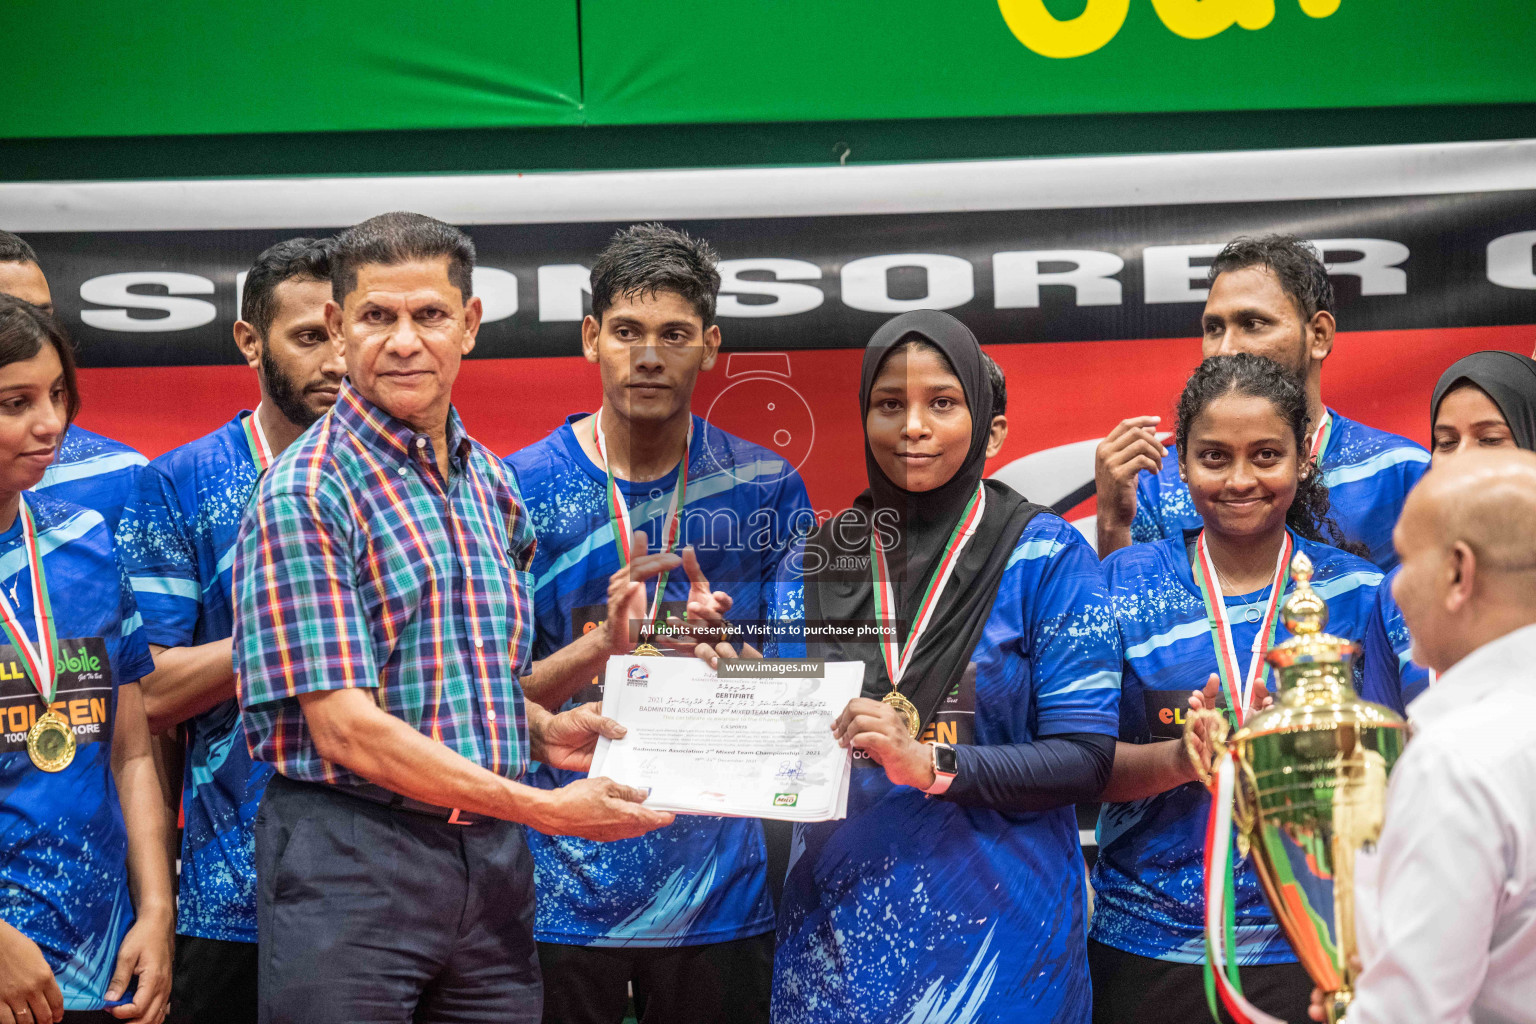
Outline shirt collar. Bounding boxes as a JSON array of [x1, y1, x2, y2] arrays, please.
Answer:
[[334, 380, 472, 469], [1409, 621, 1536, 725]]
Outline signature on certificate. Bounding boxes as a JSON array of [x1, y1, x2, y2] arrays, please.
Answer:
[[774, 758, 807, 782]]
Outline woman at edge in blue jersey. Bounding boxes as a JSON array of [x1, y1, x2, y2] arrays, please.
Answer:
[[0, 298, 171, 1024], [1361, 350, 1536, 715], [715, 310, 1123, 1023], [1087, 353, 1382, 1024]]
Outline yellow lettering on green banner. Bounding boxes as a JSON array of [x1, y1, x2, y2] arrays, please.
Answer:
[[997, 0, 1131, 58]]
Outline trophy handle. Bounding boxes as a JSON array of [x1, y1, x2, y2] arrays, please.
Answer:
[[1183, 707, 1231, 791]]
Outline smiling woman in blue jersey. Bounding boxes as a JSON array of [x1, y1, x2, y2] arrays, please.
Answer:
[[0, 296, 171, 1024], [1095, 235, 1428, 571], [1088, 353, 1383, 1024], [1362, 350, 1536, 717], [756, 310, 1121, 1024]]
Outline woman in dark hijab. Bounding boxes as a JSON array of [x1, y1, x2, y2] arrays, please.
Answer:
[[763, 310, 1122, 1024], [1362, 349, 1536, 713]]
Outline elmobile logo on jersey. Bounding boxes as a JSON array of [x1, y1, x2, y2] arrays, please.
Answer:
[[999, 0, 1341, 59], [55, 644, 103, 674]]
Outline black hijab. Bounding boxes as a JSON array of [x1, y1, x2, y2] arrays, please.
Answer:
[[1431, 351, 1536, 451], [803, 310, 1044, 728]]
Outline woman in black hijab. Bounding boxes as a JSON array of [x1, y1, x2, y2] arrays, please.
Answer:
[[1362, 349, 1536, 713], [765, 310, 1122, 1024]]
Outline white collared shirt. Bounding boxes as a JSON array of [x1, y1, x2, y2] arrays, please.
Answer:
[[1351, 622, 1536, 1024]]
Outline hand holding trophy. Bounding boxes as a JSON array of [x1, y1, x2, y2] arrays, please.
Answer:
[[1185, 552, 1408, 1024]]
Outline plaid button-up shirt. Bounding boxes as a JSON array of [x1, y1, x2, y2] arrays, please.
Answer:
[[233, 382, 537, 788]]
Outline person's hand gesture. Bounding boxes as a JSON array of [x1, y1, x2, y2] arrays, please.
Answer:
[[533, 701, 629, 772], [1308, 957, 1361, 1021], [1188, 672, 1272, 717], [106, 909, 172, 1023], [533, 777, 675, 842], [602, 530, 682, 653], [1094, 416, 1165, 550], [0, 920, 64, 1024], [681, 546, 733, 633], [832, 698, 932, 790]]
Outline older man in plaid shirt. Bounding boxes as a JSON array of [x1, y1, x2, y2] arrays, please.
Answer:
[[232, 212, 675, 1024]]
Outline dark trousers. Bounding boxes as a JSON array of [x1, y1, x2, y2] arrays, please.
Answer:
[[168, 934, 258, 1024], [536, 932, 774, 1024], [255, 774, 541, 1024], [1088, 939, 1314, 1024]]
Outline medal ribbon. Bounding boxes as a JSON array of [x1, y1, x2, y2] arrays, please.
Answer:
[[870, 484, 986, 689], [1193, 530, 1292, 728], [1309, 410, 1333, 464], [0, 501, 59, 708], [593, 409, 692, 625], [1202, 752, 1285, 1024], [241, 406, 275, 475]]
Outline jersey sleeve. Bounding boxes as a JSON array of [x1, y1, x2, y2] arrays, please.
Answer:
[[110, 546, 157, 688], [1361, 582, 1407, 716], [763, 536, 807, 661], [1361, 574, 1430, 714], [1129, 466, 1167, 544], [762, 469, 815, 589], [114, 462, 201, 649], [233, 487, 378, 710], [1022, 520, 1122, 737]]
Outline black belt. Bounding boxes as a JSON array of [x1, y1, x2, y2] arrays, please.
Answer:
[[339, 785, 485, 826]]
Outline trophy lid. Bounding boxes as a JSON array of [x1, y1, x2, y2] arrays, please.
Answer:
[[1266, 551, 1359, 668]]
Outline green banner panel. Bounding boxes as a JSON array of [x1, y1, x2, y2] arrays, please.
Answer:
[[1, 1, 581, 139], [580, 0, 1536, 125]]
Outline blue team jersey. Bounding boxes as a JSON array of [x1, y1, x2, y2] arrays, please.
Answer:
[[34, 425, 148, 535], [771, 515, 1122, 1024], [0, 492, 155, 1010], [505, 413, 814, 948], [1130, 409, 1427, 570], [1360, 567, 1433, 716], [1090, 530, 1380, 965], [114, 413, 270, 943]]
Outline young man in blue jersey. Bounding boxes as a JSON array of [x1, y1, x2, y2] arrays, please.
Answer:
[[1094, 235, 1427, 570], [505, 224, 813, 1024], [1, 229, 150, 533], [114, 237, 344, 1024]]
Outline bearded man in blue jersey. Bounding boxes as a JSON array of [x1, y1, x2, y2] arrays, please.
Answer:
[[1094, 234, 1427, 570], [0, 229, 148, 532], [505, 223, 813, 1024], [115, 237, 344, 1024]]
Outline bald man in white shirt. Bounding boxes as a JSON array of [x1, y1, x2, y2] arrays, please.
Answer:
[[1311, 449, 1536, 1024]]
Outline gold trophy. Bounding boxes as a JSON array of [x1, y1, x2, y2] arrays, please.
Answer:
[[1188, 553, 1408, 1023]]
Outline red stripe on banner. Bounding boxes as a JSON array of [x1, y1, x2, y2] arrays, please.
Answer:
[[72, 324, 1533, 512]]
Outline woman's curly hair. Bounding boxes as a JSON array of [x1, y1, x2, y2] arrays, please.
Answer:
[[1175, 353, 1366, 557]]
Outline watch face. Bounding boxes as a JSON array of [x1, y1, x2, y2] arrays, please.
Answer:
[[934, 744, 959, 776]]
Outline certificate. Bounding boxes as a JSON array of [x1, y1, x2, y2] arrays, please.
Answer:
[[587, 656, 864, 822]]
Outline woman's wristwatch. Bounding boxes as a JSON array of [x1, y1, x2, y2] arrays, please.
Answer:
[[922, 742, 958, 795]]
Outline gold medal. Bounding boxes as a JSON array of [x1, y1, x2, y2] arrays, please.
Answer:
[[26, 709, 75, 773], [882, 690, 921, 738], [632, 642, 663, 657], [2, 502, 71, 773]]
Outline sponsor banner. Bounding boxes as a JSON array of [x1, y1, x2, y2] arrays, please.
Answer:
[[12, 0, 1527, 138], [580, 0, 1536, 125], [5, 143, 1534, 522]]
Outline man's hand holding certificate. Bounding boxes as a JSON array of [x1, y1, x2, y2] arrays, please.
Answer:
[[588, 656, 863, 822]]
